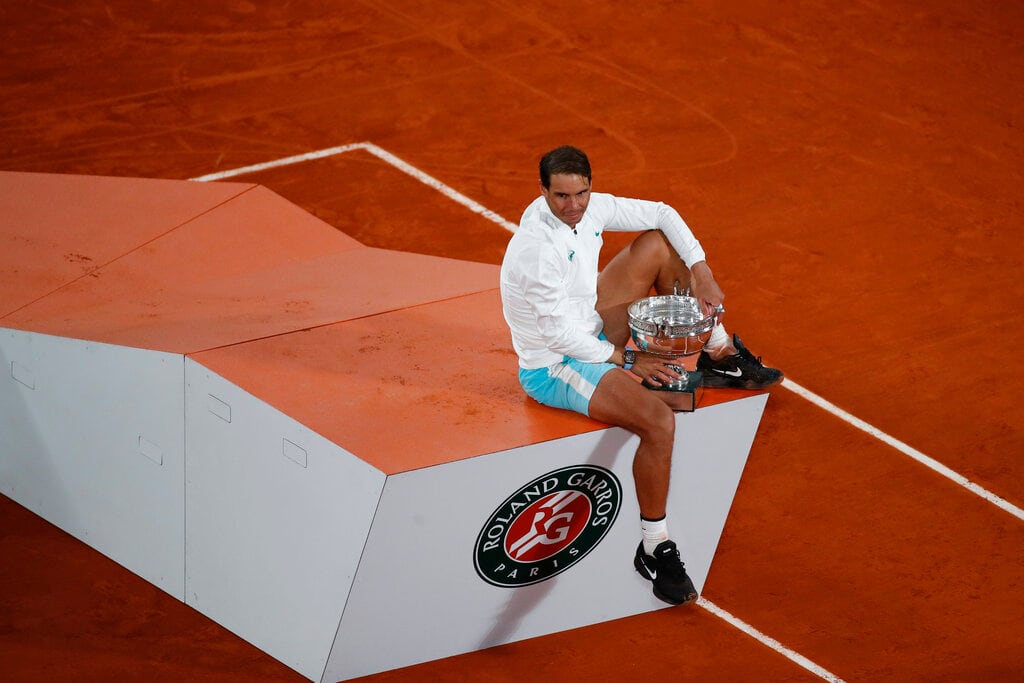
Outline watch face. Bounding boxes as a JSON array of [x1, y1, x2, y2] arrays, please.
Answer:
[[624, 349, 636, 364]]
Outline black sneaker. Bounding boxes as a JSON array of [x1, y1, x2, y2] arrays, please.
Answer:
[[697, 334, 783, 389], [634, 540, 698, 605]]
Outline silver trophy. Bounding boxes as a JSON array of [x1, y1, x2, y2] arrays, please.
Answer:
[[627, 290, 724, 412]]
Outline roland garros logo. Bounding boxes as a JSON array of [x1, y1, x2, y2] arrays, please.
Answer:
[[474, 465, 621, 588]]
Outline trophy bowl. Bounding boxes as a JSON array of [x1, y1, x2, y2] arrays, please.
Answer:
[[627, 295, 720, 357], [627, 294, 723, 411]]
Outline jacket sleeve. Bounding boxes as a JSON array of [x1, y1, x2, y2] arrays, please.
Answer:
[[599, 195, 707, 268]]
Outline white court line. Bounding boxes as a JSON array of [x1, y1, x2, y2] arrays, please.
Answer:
[[189, 141, 519, 231], [189, 142, 1020, 682], [188, 143, 366, 182], [698, 598, 845, 682], [783, 379, 1024, 521]]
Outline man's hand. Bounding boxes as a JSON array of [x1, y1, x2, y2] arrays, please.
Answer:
[[623, 350, 684, 386], [688, 261, 725, 318]]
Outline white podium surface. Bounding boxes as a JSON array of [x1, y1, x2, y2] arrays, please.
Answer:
[[0, 328, 186, 598], [322, 395, 766, 682], [183, 359, 386, 680]]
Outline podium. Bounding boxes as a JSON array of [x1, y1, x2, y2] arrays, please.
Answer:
[[0, 171, 767, 682]]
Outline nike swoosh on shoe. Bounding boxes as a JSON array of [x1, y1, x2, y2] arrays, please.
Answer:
[[640, 557, 657, 579]]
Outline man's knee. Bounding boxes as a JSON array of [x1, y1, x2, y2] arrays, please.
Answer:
[[631, 230, 674, 263], [632, 231, 690, 295], [634, 399, 676, 443]]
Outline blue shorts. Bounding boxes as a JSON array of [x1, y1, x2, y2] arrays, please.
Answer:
[[519, 356, 618, 417]]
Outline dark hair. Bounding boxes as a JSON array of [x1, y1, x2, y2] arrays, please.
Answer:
[[539, 146, 592, 188]]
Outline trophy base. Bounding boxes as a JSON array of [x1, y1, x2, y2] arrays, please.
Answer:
[[642, 369, 704, 412]]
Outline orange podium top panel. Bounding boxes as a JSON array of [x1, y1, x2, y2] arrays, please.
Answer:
[[4, 246, 498, 353], [190, 289, 603, 474], [0, 171, 254, 316], [190, 289, 759, 475], [2, 180, 500, 353]]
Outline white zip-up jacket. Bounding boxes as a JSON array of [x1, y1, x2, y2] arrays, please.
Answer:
[[500, 192, 706, 370]]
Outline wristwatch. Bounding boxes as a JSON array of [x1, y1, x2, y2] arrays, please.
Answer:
[[623, 349, 636, 370]]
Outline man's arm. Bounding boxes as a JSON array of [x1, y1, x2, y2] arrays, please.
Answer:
[[598, 194, 707, 269]]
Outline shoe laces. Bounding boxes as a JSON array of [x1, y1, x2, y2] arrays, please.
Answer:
[[654, 544, 687, 580], [735, 347, 764, 368], [733, 338, 765, 366]]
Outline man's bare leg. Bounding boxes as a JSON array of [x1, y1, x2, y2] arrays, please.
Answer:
[[592, 230, 701, 605], [587, 370, 674, 519], [591, 229, 689, 518], [597, 230, 739, 358], [596, 230, 695, 346], [589, 368, 697, 605]]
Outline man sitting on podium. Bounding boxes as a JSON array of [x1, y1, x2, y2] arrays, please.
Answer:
[[499, 145, 782, 604]]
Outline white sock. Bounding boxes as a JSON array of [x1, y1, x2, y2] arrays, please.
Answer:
[[704, 323, 732, 357], [640, 516, 669, 555]]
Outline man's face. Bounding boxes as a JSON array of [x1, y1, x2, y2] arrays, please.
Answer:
[[540, 173, 591, 228]]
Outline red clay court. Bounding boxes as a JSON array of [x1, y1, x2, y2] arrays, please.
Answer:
[[1, 2, 1022, 681]]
